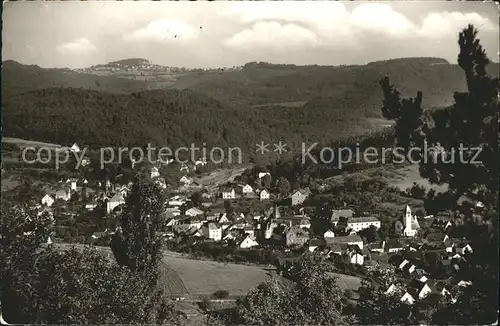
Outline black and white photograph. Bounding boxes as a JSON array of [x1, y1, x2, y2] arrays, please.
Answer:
[[1, 1, 498, 325]]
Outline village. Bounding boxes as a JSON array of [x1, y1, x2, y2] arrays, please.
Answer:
[[33, 143, 480, 308]]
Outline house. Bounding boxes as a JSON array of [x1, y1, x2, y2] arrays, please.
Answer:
[[431, 218, 453, 232], [406, 279, 432, 301], [308, 239, 326, 252], [368, 241, 385, 253], [179, 175, 192, 185], [116, 185, 130, 198], [151, 167, 160, 179], [425, 232, 450, 244], [346, 250, 364, 265], [260, 189, 270, 201], [41, 194, 55, 207], [55, 189, 71, 201], [221, 187, 236, 200], [70, 143, 81, 153], [394, 205, 420, 237], [85, 202, 98, 211], [189, 218, 203, 230], [324, 230, 335, 239], [243, 225, 255, 238], [330, 209, 355, 221], [241, 184, 254, 194], [402, 263, 416, 275], [239, 235, 259, 249], [107, 193, 125, 214], [258, 172, 271, 179], [455, 243, 473, 255], [180, 164, 190, 173], [65, 178, 78, 191], [291, 188, 310, 206], [325, 235, 364, 250], [385, 238, 404, 253], [155, 177, 167, 189], [80, 157, 91, 167], [195, 158, 207, 167], [165, 207, 181, 216], [400, 292, 416, 305], [185, 207, 204, 217], [202, 223, 222, 241], [385, 284, 400, 295], [331, 216, 381, 234], [284, 226, 309, 247]]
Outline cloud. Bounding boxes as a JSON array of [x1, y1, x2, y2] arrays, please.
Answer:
[[222, 2, 496, 52], [56, 38, 97, 55], [418, 12, 496, 39], [223, 22, 321, 52], [124, 19, 198, 43]]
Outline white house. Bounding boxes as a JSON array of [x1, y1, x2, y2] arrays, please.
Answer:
[[347, 251, 364, 265], [221, 188, 235, 200], [186, 207, 204, 217], [385, 284, 399, 295], [202, 223, 222, 241], [70, 143, 81, 153], [180, 164, 190, 173], [243, 226, 255, 238], [241, 184, 254, 194], [259, 189, 270, 201], [400, 292, 416, 305], [324, 230, 335, 239], [151, 167, 160, 179], [155, 178, 167, 189], [239, 235, 259, 249], [85, 202, 98, 211], [41, 194, 55, 207], [107, 193, 125, 214]]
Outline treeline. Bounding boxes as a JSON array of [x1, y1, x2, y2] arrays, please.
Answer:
[[3, 87, 386, 152]]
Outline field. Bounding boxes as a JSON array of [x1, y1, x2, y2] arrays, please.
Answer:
[[193, 165, 251, 191], [389, 165, 448, 193], [163, 256, 272, 296]]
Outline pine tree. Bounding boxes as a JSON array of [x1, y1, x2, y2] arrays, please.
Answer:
[[379, 24, 499, 324]]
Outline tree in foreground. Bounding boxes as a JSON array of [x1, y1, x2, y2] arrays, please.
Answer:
[[0, 198, 179, 324], [234, 252, 356, 325], [379, 24, 498, 324]]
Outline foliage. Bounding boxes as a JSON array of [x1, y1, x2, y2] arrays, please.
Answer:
[[234, 252, 355, 325], [110, 176, 166, 272], [379, 24, 499, 324], [0, 199, 180, 324]]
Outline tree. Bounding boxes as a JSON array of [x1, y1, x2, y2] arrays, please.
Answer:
[[0, 199, 180, 324], [190, 191, 203, 206], [110, 176, 166, 272], [358, 225, 380, 243], [276, 176, 291, 197], [234, 252, 355, 325], [379, 24, 499, 324], [261, 174, 272, 189]]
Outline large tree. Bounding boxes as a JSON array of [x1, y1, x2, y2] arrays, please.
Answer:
[[110, 175, 167, 272], [379, 24, 499, 324]]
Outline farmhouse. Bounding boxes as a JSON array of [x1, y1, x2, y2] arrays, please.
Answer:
[[240, 184, 254, 194], [202, 223, 222, 241], [291, 188, 311, 206], [41, 194, 55, 207], [221, 187, 236, 200]]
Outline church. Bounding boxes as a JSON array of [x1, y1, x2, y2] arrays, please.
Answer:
[[394, 205, 420, 237]]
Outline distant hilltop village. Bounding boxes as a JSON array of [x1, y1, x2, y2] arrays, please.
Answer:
[[73, 58, 245, 75]]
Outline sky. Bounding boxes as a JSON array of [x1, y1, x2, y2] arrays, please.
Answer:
[[2, 1, 498, 69]]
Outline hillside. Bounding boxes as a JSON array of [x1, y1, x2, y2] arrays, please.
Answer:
[[1, 87, 381, 151], [1, 60, 151, 97], [173, 57, 498, 108]]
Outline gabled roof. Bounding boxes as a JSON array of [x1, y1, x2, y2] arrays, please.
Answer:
[[109, 193, 125, 202]]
